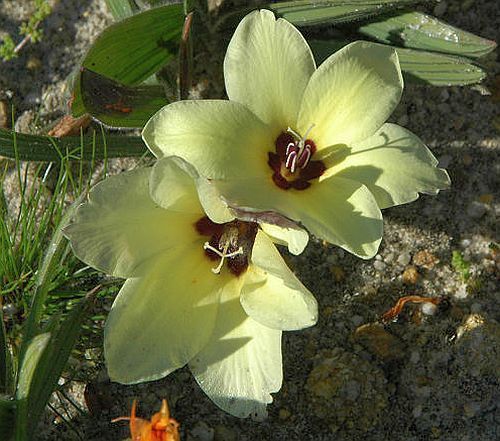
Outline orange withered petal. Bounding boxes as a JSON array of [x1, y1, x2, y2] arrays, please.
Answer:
[[112, 399, 180, 441]]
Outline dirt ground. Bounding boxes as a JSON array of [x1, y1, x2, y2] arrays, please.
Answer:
[[1, 1, 498, 440]]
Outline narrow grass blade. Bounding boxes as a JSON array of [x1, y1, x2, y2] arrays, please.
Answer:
[[268, 0, 421, 26], [79, 69, 168, 128], [72, 4, 184, 116], [358, 11, 497, 58], [21, 192, 87, 348], [105, 0, 139, 21], [0, 128, 149, 161], [310, 40, 486, 86]]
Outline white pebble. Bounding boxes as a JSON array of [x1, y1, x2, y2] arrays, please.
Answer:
[[421, 302, 437, 316]]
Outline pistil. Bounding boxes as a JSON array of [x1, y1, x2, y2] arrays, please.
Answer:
[[203, 242, 243, 274]]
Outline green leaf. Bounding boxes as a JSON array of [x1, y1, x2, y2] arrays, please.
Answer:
[[105, 0, 139, 21], [0, 397, 15, 441], [16, 334, 50, 402], [310, 40, 486, 86], [0, 128, 149, 162], [25, 291, 97, 438], [79, 69, 169, 128], [72, 4, 184, 116], [268, 0, 421, 26], [358, 11, 497, 58], [15, 333, 50, 440]]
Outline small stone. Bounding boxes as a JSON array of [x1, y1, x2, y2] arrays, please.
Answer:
[[462, 154, 473, 166], [413, 250, 439, 270], [330, 265, 345, 282], [402, 266, 419, 284], [410, 351, 420, 364], [421, 302, 437, 316], [26, 56, 42, 71], [374, 260, 386, 272], [278, 408, 291, 420], [214, 425, 236, 441], [433, 1, 447, 16], [466, 201, 487, 219], [397, 113, 409, 126], [479, 193, 493, 204], [306, 348, 388, 433], [191, 421, 214, 441], [412, 405, 422, 418], [470, 303, 482, 313], [463, 401, 481, 418], [354, 323, 405, 362], [397, 252, 411, 266], [438, 154, 452, 168], [351, 315, 364, 327], [2, 303, 18, 317], [460, 239, 471, 248]]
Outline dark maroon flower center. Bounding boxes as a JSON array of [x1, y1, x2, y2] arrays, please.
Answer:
[[194, 216, 258, 276], [268, 129, 326, 190]]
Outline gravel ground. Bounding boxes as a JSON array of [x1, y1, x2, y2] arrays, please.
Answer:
[[1, 1, 499, 440]]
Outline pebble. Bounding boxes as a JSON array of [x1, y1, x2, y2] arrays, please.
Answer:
[[191, 421, 214, 441], [374, 260, 386, 272], [354, 323, 406, 362], [402, 266, 420, 284], [412, 405, 423, 418], [466, 201, 487, 219], [421, 302, 437, 316], [278, 408, 291, 420], [2, 303, 18, 317], [214, 425, 237, 441], [438, 154, 452, 168], [463, 401, 481, 418], [413, 250, 439, 270], [397, 252, 411, 266]]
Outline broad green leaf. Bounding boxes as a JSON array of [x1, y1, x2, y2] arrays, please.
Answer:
[[0, 397, 15, 441], [26, 293, 96, 437], [0, 129, 149, 161], [15, 333, 49, 441], [268, 0, 420, 26], [16, 334, 50, 401], [72, 4, 184, 116], [105, 0, 139, 21], [79, 69, 169, 128], [310, 40, 486, 86], [358, 11, 497, 58]]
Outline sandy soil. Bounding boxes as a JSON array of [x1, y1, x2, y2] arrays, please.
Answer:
[[1, 1, 498, 440]]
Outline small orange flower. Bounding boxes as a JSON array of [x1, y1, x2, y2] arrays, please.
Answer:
[[113, 399, 180, 441]]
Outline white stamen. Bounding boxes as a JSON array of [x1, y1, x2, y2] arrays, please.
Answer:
[[285, 151, 297, 173], [299, 147, 311, 169], [285, 124, 316, 172], [286, 142, 296, 156], [203, 242, 243, 274]]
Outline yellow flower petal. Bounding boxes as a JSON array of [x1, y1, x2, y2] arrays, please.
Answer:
[[240, 230, 317, 331], [64, 168, 199, 278], [189, 279, 282, 419], [259, 222, 309, 255], [329, 123, 451, 209], [105, 241, 227, 384], [142, 100, 272, 179], [297, 41, 403, 148], [224, 9, 315, 134], [212, 175, 383, 258]]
